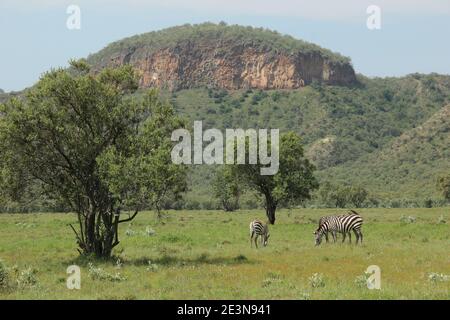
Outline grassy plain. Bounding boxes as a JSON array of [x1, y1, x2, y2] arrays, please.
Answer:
[[0, 208, 448, 299]]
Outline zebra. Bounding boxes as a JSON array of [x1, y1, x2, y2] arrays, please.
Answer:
[[318, 210, 360, 242], [318, 215, 337, 243], [314, 212, 363, 246], [249, 220, 270, 248]]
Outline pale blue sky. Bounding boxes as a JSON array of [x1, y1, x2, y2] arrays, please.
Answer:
[[1, 0, 449, 92]]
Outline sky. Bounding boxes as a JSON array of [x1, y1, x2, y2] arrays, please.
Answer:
[[1, 0, 449, 92]]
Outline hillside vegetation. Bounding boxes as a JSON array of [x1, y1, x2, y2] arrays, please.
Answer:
[[159, 73, 450, 206], [1, 24, 449, 211], [87, 22, 350, 66]]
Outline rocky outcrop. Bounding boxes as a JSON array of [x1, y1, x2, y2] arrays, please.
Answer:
[[97, 39, 357, 91]]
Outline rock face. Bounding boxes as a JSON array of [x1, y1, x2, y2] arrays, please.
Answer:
[[96, 34, 357, 91]]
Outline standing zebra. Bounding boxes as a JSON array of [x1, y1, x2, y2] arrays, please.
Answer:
[[314, 212, 363, 246], [249, 220, 270, 248]]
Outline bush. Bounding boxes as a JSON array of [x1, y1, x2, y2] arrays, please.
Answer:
[[0, 259, 11, 290], [88, 263, 126, 282], [400, 215, 416, 224], [146, 261, 159, 272], [424, 199, 433, 208], [427, 272, 449, 283], [309, 273, 325, 288], [184, 200, 201, 210], [17, 267, 39, 288], [354, 272, 370, 288]]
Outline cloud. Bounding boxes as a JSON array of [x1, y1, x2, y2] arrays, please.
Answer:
[[2, 0, 449, 20]]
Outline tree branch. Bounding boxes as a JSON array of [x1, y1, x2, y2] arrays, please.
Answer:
[[118, 210, 139, 223]]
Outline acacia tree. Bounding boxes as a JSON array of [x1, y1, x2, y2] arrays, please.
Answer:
[[232, 132, 318, 224], [0, 60, 187, 257]]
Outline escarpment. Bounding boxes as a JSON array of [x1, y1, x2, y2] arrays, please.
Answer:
[[88, 23, 357, 90]]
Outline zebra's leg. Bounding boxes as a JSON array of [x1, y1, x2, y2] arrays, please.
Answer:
[[342, 232, 346, 243], [348, 231, 352, 244], [332, 231, 337, 243], [325, 232, 329, 243], [250, 231, 254, 248], [359, 230, 363, 244], [255, 235, 259, 249], [353, 229, 359, 244]]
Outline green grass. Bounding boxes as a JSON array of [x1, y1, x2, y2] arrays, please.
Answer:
[[0, 208, 449, 299]]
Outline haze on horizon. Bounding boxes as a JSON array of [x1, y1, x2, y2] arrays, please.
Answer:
[[0, 0, 449, 92]]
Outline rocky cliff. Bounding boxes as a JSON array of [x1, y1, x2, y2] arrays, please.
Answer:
[[88, 23, 357, 90]]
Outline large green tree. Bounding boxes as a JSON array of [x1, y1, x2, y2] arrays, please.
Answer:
[[232, 131, 318, 224], [0, 60, 187, 257]]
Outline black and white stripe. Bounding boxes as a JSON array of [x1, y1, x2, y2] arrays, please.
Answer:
[[317, 215, 336, 243], [315, 212, 363, 246], [250, 220, 270, 248]]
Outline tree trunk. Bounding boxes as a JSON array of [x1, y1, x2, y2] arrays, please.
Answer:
[[74, 211, 117, 258], [71, 209, 138, 258], [264, 194, 277, 224]]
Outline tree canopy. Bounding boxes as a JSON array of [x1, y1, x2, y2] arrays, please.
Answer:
[[231, 131, 318, 224], [0, 60, 187, 257]]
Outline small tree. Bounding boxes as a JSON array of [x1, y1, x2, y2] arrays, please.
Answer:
[[317, 182, 349, 208], [331, 186, 349, 208], [212, 166, 241, 211], [0, 61, 187, 257], [232, 132, 318, 224], [348, 185, 369, 208], [437, 175, 450, 202]]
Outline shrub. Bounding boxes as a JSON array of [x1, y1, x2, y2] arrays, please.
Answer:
[[233, 255, 248, 263], [146, 261, 159, 272], [145, 227, 156, 236], [17, 267, 38, 288], [354, 272, 370, 288], [437, 215, 446, 224], [427, 272, 449, 283], [309, 273, 325, 288], [298, 292, 310, 300], [88, 263, 126, 282], [400, 215, 416, 224], [0, 259, 11, 290]]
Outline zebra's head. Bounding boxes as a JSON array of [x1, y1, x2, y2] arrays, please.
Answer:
[[314, 228, 323, 246], [263, 233, 270, 247]]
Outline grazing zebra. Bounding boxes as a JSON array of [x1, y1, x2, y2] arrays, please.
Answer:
[[318, 216, 337, 243], [249, 220, 270, 248], [314, 212, 363, 246]]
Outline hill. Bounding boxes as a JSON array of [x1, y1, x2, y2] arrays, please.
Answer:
[[1, 23, 449, 210], [163, 73, 450, 206], [320, 104, 450, 201], [87, 22, 356, 90]]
